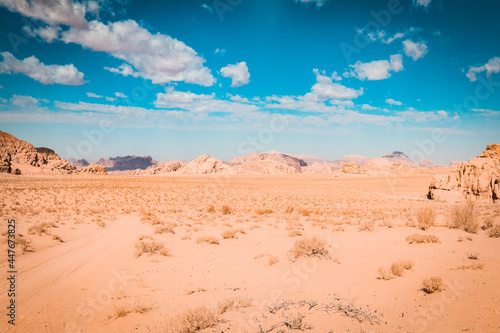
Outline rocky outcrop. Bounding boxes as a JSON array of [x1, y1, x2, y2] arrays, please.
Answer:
[[96, 155, 155, 171], [342, 155, 369, 166], [303, 162, 342, 173], [178, 155, 233, 174], [0, 131, 76, 174], [428, 144, 500, 202], [132, 160, 185, 175], [228, 153, 306, 173], [78, 164, 108, 175], [342, 162, 361, 174]]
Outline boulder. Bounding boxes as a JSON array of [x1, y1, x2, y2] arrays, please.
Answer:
[[78, 164, 108, 175]]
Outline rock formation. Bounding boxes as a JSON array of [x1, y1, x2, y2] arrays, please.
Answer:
[[78, 164, 108, 175], [428, 144, 500, 202], [178, 155, 233, 174], [228, 152, 306, 173], [132, 160, 185, 175], [342, 162, 362, 174], [65, 158, 90, 169], [0, 131, 76, 174]]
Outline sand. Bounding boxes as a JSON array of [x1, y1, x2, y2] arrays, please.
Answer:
[[1, 170, 499, 332]]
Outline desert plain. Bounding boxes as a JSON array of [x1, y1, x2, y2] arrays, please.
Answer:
[[1, 170, 499, 333]]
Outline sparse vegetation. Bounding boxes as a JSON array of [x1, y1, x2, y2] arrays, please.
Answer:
[[154, 223, 177, 234], [379, 260, 413, 279], [196, 236, 219, 245], [358, 220, 375, 232], [221, 229, 238, 239], [416, 207, 436, 231], [449, 200, 478, 233], [221, 205, 232, 215], [422, 276, 443, 294], [291, 236, 329, 259], [406, 233, 440, 244], [467, 252, 479, 260], [134, 237, 170, 257], [269, 256, 279, 265], [489, 224, 500, 238]]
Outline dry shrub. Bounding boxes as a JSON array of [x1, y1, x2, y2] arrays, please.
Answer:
[[422, 276, 443, 294], [256, 208, 273, 215], [217, 296, 252, 314], [489, 224, 500, 238], [358, 220, 375, 232], [269, 256, 279, 265], [134, 238, 170, 257], [285, 206, 294, 214], [154, 223, 177, 234], [196, 236, 219, 245], [141, 212, 161, 225], [378, 267, 394, 280], [449, 200, 478, 233], [406, 234, 440, 244], [291, 236, 329, 259], [52, 235, 64, 242], [221, 205, 232, 215], [466, 252, 479, 260], [416, 207, 436, 231], [288, 230, 302, 237], [379, 260, 413, 279], [16, 236, 34, 253], [453, 262, 484, 270], [221, 229, 238, 239], [207, 205, 215, 213], [28, 222, 52, 235], [165, 305, 219, 333]]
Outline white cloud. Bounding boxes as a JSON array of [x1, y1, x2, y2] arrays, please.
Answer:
[[24, 25, 61, 43], [115, 92, 127, 98], [472, 109, 500, 117], [105, 96, 115, 102], [155, 87, 258, 113], [0, 0, 88, 28], [308, 69, 362, 100], [358, 29, 405, 44], [220, 62, 250, 87], [87, 92, 102, 98], [0, 51, 85, 85], [396, 108, 447, 123], [201, 3, 213, 13], [466, 57, 500, 82], [413, 0, 431, 7], [0, 97, 7, 103], [10, 95, 46, 109], [295, 0, 328, 7], [345, 54, 403, 81], [215, 48, 226, 55], [386, 98, 402, 106], [403, 40, 428, 61], [61, 20, 214, 86], [362, 104, 377, 110]]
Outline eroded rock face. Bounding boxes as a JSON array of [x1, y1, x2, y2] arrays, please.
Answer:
[[96, 155, 155, 171], [428, 144, 500, 202], [178, 155, 233, 174], [0, 131, 76, 174], [342, 162, 361, 174], [78, 164, 108, 174], [133, 160, 185, 175], [228, 153, 306, 173]]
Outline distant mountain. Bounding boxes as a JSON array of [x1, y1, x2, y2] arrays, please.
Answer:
[[228, 152, 306, 173], [382, 151, 443, 169], [342, 155, 370, 166], [65, 158, 90, 169], [95, 155, 155, 171]]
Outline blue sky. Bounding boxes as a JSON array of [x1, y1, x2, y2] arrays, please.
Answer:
[[0, 0, 499, 164]]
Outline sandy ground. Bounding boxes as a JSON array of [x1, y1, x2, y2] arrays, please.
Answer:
[[1, 171, 499, 332]]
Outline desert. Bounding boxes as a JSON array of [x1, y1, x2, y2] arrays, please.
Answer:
[[1, 130, 500, 332]]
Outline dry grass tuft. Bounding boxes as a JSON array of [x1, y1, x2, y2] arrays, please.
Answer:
[[291, 236, 329, 259], [379, 260, 413, 279], [134, 238, 170, 257], [406, 233, 440, 244], [288, 230, 302, 237], [416, 207, 436, 231], [221, 229, 238, 239], [196, 236, 219, 245], [256, 208, 273, 215], [217, 296, 252, 314], [358, 220, 375, 232], [52, 235, 64, 242], [165, 305, 219, 333], [221, 205, 232, 215], [449, 200, 478, 233], [154, 222, 177, 234], [489, 224, 500, 238], [452, 262, 484, 270], [422, 276, 443, 294], [269, 256, 279, 265], [467, 252, 479, 260]]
